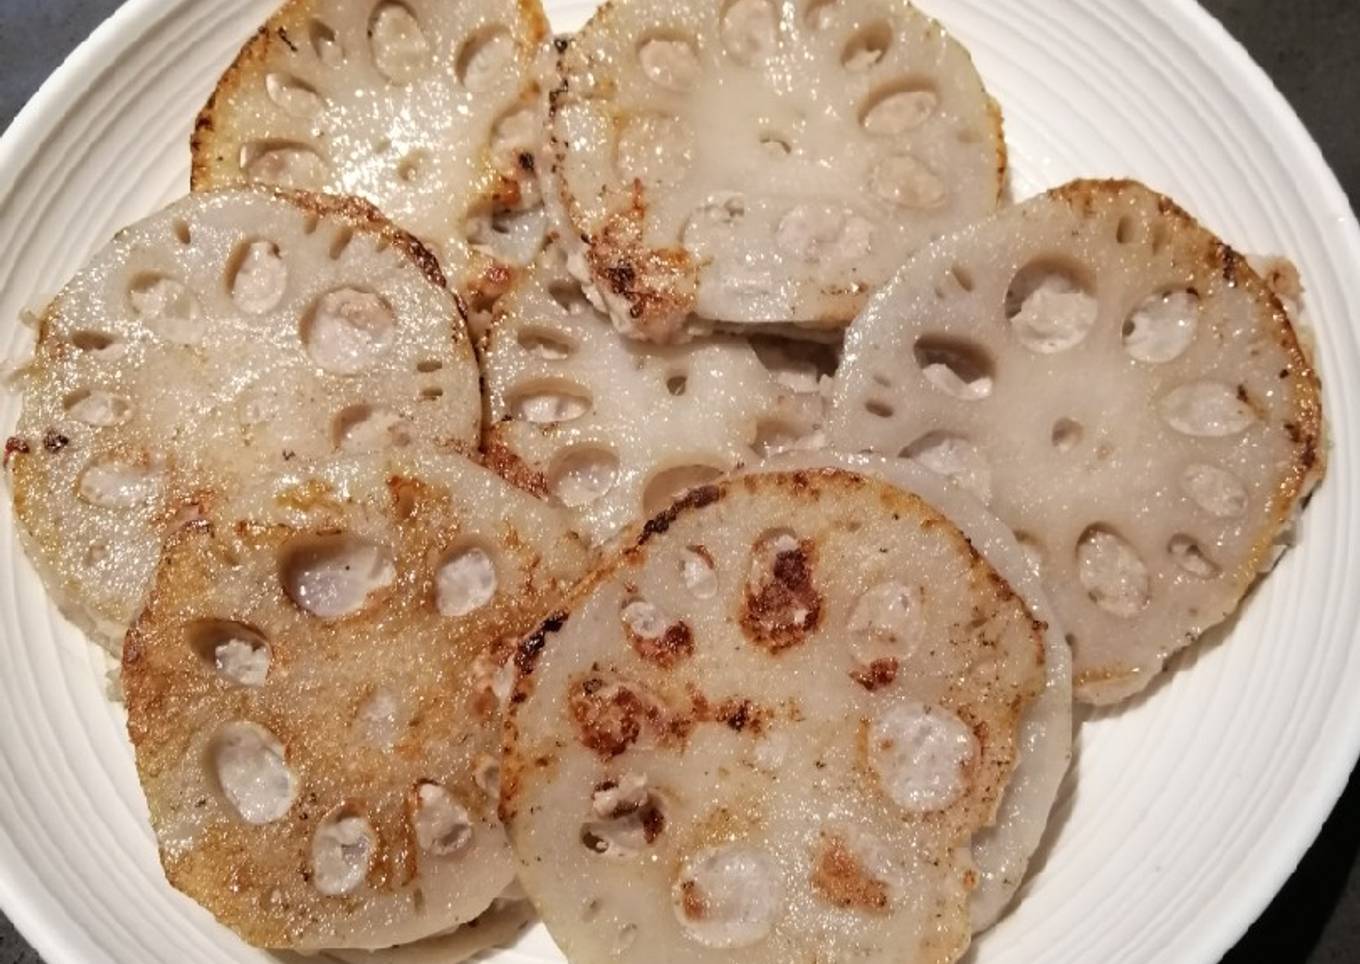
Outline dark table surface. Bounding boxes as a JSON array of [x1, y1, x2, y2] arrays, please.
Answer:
[[1, 0, 1357, 962]]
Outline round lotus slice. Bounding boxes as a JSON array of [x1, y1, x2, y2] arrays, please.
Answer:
[[502, 470, 1047, 963], [550, 0, 1004, 342], [191, 0, 553, 320], [829, 179, 1325, 704], [5, 188, 479, 651], [122, 450, 589, 949], [759, 452, 1070, 929], [483, 245, 827, 544]]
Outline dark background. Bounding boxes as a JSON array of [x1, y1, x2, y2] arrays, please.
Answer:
[[0, 0, 1357, 961]]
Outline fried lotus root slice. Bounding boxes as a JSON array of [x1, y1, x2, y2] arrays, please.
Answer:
[[191, 0, 553, 321], [482, 245, 826, 544], [757, 452, 1071, 930], [121, 450, 589, 949], [6, 187, 478, 650], [502, 470, 1046, 963], [829, 179, 1324, 704], [550, 0, 1004, 342], [324, 895, 535, 963]]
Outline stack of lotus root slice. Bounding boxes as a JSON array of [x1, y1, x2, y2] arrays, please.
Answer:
[[2, 0, 1323, 961]]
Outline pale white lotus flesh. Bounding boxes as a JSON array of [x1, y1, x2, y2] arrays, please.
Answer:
[[503, 470, 1047, 962], [191, 0, 554, 321], [758, 451, 1073, 931], [7, 188, 479, 652], [483, 245, 828, 543], [550, 0, 1005, 341], [121, 450, 589, 950], [828, 179, 1323, 704]]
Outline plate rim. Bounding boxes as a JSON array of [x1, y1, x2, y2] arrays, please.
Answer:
[[0, 0, 1357, 962]]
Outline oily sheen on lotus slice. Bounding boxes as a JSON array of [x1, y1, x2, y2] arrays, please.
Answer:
[[502, 470, 1047, 963], [122, 450, 589, 950], [192, 0, 553, 324], [5, 188, 478, 651], [759, 452, 1071, 930], [550, 0, 1005, 342], [482, 245, 826, 544], [829, 179, 1324, 704]]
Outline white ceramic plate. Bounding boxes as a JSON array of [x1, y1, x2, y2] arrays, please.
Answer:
[[0, 1, 1357, 962]]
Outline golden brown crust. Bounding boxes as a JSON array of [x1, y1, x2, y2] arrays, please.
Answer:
[[502, 467, 1047, 833], [580, 183, 699, 342], [276, 188, 450, 290], [189, 0, 312, 191], [810, 832, 891, 913], [122, 456, 588, 948], [480, 428, 550, 498]]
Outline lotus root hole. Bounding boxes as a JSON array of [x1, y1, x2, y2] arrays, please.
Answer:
[[1005, 259, 1099, 354], [549, 447, 619, 508], [413, 782, 473, 856], [64, 388, 132, 427], [70, 330, 121, 355], [842, 22, 892, 71], [548, 282, 592, 317], [1015, 532, 1045, 576], [913, 336, 993, 401], [643, 464, 724, 518], [870, 153, 947, 209], [680, 546, 718, 598], [397, 150, 429, 183], [868, 701, 976, 812], [759, 131, 793, 156], [860, 80, 940, 136], [264, 72, 323, 118], [189, 620, 271, 687], [302, 288, 396, 375], [1051, 418, 1083, 452], [1123, 288, 1200, 364], [637, 34, 702, 91], [901, 432, 992, 505], [672, 846, 783, 948], [509, 380, 593, 424], [518, 326, 575, 358], [1181, 463, 1248, 518], [720, 0, 779, 64], [754, 419, 812, 458], [457, 25, 514, 91], [128, 273, 202, 344], [805, 0, 837, 30], [77, 456, 163, 510], [1169, 534, 1220, 579], [1159, 381, 1257, 438], [582, 773, 666, 858], [228, 239, 289, 314], [1076, 526, 1150, 617], [333, 404, 411, 453], [369, 2, 430, 84], [848, 581, 924, 660], [281, 533, 396, 619], [240, 141, 328, 190], [310, 19, 345, 66], [435, 544, 498, 617], [210, 721, 296, 825], [312, 808, 376, 895]]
